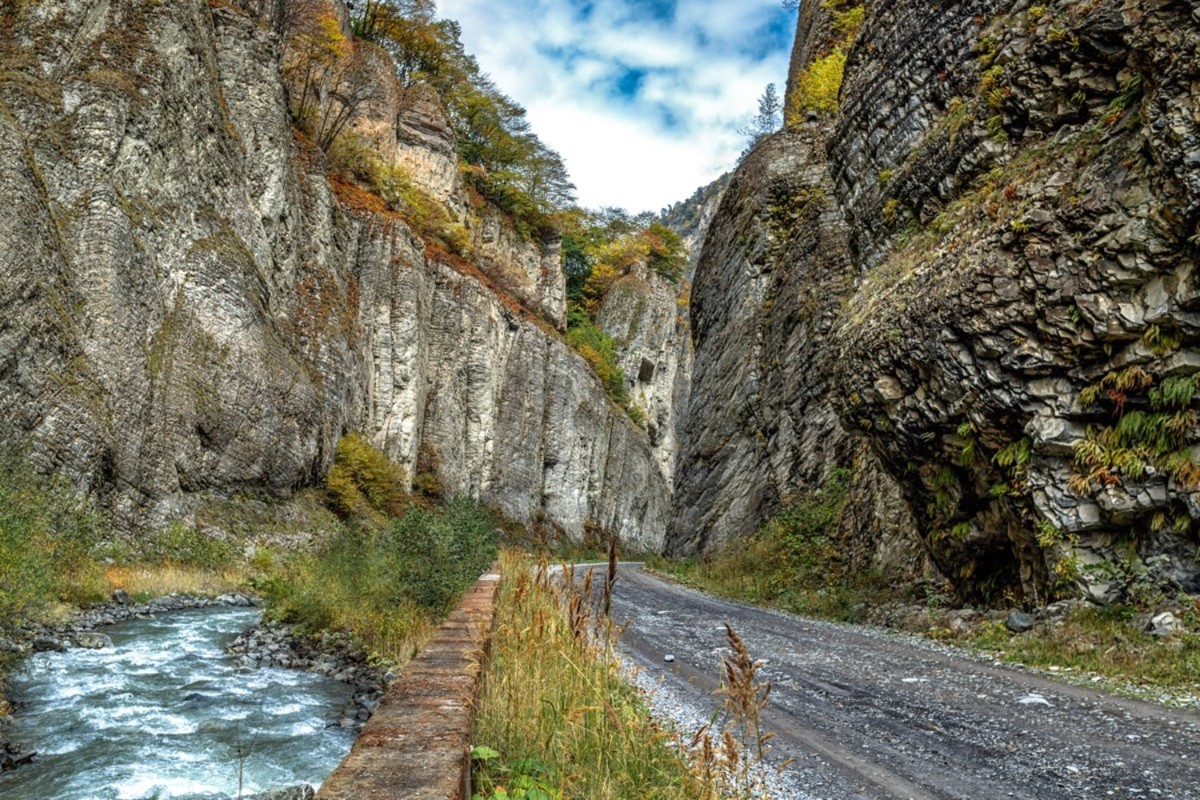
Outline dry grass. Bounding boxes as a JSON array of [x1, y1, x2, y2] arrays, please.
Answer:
[[473, 549, 782, 799], [472, 550, 707, 799], [102, 564, 244, 602]]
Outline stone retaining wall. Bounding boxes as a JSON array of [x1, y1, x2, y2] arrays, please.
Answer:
[[316, 568, 502, 800]]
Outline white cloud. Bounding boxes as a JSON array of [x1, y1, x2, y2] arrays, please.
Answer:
[[437, 0, 796, 211]]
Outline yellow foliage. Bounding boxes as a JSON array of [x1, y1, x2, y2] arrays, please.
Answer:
[[788, 49, 846, 120], [325, 432, 408, 519]]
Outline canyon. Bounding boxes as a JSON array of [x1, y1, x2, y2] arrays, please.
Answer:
[[0, 0, 1198, 606]]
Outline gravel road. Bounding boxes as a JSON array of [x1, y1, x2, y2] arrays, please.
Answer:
[[608, 565, 1200, 800]]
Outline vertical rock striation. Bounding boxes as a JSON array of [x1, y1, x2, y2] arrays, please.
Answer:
[[0, 0, 666, 550], [597, 264, 692, 483], [670, 125, 919, 575]]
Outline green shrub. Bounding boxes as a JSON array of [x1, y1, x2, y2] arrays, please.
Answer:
[[262, 499, 498, 661], [0, 460, 100, 622], [566, 315, 628, 406], [140, 521, 236, 571]]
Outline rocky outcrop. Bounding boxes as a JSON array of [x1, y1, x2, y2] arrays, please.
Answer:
[[469, 204, 568, 328], [597, 264, 692, 482], [670, 126, 920, 575], [661, 172, 730, 280], [830, 0, 1200, 603], [0, 0, 665, 550], [678, 0, 1200, 602]]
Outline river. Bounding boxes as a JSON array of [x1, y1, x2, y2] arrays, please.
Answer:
[[0, 607, 355, 800]]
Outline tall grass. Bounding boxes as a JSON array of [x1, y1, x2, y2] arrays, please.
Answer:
[[472, 551, 706, 800]]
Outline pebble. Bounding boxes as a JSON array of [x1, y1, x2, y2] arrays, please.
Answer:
[[664, 654, 675, 663], [227, 621, 392, 734]]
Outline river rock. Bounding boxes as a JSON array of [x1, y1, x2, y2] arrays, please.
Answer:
[[73, 632, 113, 650], [1005, 610, 1035, 634], [246, 785, 315, 800], [111, 589, 131, 605], [31, 636, 66, 654], [0, 746, 36, 771]]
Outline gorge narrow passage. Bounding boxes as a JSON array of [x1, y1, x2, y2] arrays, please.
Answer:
[[612, 567, 1200, 800]]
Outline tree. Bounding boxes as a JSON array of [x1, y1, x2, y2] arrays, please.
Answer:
[[740, 82, 782, 152], [284, 7, 380, 150]]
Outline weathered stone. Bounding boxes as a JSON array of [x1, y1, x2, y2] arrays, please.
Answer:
[[30, 636, 66, 654], [1005, 610, 1035, 633], [0, 0, 665, 552], [1148, 611, 1181, 638], [73, 632, 112, 650]]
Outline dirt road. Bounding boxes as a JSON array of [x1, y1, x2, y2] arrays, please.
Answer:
[[610, 566, 1200, 800]]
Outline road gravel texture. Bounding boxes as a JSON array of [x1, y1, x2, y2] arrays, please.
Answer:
[[609, 566, 1200, 800]]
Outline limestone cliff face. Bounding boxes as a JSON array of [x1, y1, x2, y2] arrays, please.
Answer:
[[0, 0, 666, 550], [597, 264, 692, 482], [677, 0, 1200, 602]]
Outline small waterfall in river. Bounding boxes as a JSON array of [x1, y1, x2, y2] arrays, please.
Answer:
[[0, 608, 355, 800]]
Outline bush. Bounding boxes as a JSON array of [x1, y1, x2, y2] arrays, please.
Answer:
[[140, 521, 237, 571], [262, 499, 498, 661], [326, 432, 409, 518], [566, 316, 628, 406], [789, 49, 846, 119], [0, 461, 100, 622]]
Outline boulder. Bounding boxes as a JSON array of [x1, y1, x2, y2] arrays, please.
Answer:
[[1005, 610, 1035, 633]]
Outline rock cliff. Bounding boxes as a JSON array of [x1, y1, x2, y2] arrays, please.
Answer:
[[670, 126, 919, 577], [596, 264, 691, 483], [675, 0, 1200, 603], [0, 0, 666, 550]]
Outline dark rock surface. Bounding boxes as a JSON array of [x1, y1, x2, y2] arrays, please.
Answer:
[[670, 124, 921, 578], [675, 0, 1200, 603]]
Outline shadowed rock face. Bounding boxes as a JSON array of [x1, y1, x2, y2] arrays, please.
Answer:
[[670, 126, 920, 578], [0, 0, 666, 551], [676, 0, 1200, 602]]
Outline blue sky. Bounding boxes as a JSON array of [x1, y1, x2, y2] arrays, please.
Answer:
[[437, 0, 798, 212]]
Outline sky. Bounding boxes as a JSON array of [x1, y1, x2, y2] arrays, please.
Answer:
[[437, 0, 799, 213]]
